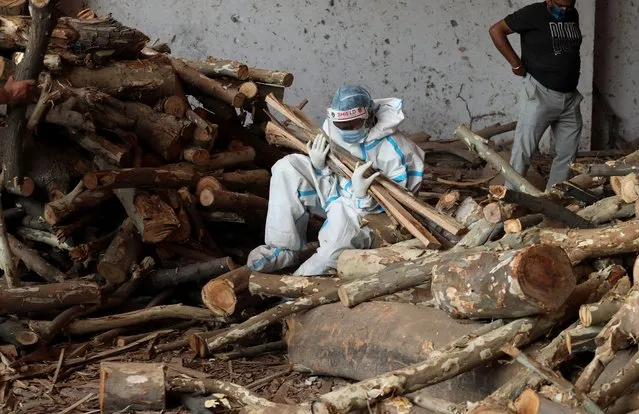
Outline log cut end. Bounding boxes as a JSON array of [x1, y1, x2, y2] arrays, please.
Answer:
[[488, 185, 507, 200], [239, 82, 259, 100], [183, 147, 210, 166], [6, 177, 35, 197], [15, 330, 39, 346], [189, 332, 209, 358], [514, 244, 576, 313], [201, 278, 237, 317]]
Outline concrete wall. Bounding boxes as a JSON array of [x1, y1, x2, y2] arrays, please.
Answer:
[[87, 0, 596, 149], [593, 0, 639, 147]]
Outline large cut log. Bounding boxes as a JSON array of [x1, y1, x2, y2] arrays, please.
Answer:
[[490, 185, 593, 228], [97, 218, 141, 284], [100, 362, 166, 413], [431, 244, 576, 319], [249, 273, 340, 298], [0, 15, 149, 63], [2, 0, 59, 193], [455, 125, 543, 197], [30, 304, 222, 336], [61, 58, 180, 101], [43, 181, 113, 225], [83, 164, 202, 191], [0, 280, 100, 313], [170, 58, 246, 107], [336, 240, 428, 280], [0, 317, 38, 347], [148, 257, 235, 290]]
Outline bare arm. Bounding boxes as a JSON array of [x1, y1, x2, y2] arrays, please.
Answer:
[[489, 19, 526, 76]]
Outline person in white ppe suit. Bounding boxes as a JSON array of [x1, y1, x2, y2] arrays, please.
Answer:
[[247, 85, 426, 276]]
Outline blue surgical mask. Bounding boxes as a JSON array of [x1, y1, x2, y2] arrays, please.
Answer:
[[339, 127, 368, 144], [549, 4, 568, 21]]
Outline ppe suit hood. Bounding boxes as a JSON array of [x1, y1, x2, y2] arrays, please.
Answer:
[[325, 98, 405, 148]]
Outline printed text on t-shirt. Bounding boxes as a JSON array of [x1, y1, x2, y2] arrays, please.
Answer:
[[549, 22, 581, 56]]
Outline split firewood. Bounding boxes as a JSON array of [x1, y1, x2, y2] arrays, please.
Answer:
[[553, 181, 601, 205], [83, 164, 202, 191], [165, 203, 191, 243], [43, 181, 113, 225], [0, 280, 100, 313], [432, 244, 576, 319], [100, 362, 166, 413], [504, 214, 545, 234], [0, 317, 39, 348], [148, 257, 236, 290], [155, 95, 189, 117], [490, 185, 593, 228], [170, 58, 246, 107], [61, 58, 181, 101], [502, 346, 603, 414], [619, 173, 639, 203], [0, 15, 148, 63], [1, 0, 59, 194], [455, 125, 544, 197], [574, 285, 639, 393], [30, 304, 223, 336], [579, 276, 631, 327], [179, 57, 249, 80], [610, 176, 623, 198], [249, 273, 341, 298], [97, 218, 141, 284]]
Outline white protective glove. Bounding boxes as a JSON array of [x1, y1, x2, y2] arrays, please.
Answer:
[[352, 161, 381, 198], [307, 133, 330, 171]]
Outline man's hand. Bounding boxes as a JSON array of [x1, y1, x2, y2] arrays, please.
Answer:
[[307, 133, 330, 170], [3, 76, 37, 105], [352, 161, 381, 198], [512, 63, 527, 77]]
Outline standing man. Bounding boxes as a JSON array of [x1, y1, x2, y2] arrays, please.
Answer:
[[489, 0, 583, 190]]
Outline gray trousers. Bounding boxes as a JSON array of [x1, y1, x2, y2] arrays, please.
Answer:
[[508, 74, 583, 190]]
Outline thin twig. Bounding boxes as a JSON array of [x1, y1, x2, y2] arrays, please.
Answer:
[[49, 347, 66, 392], [247, 367, 292, 390], [56, 392, 96, 414]]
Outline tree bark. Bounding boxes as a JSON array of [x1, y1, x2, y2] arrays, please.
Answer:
[[97, 218, 141, 284], [167, 377, 274, 407], [336, 240, 428, 280], [455, 125, 544, 197], [179, 57, 249, 80], [199, 187, 268, 211], [182, 146, 210, 166], [249, 273, 340, 298], [0, 280, 100, 313], [219, 169, 271, 190], [83, 164, 202, 191], [576, 196, 635, 225], [170, 58, 246, 107], [30, 304, 222, 336], [2, 0, 59, 193], [201, 147, 256, 171], [43, 181, 113, 225], [148, 257, 236, 290], [432, 244, 576, 319], [0, 187, 19, 288], [61, 58, 180, 101], [247, 66, 294, 87], [573, 161, 639, 177], [99, 362, 166, 413], [590, 349, 639, 409], [490, 185, 593, 228]]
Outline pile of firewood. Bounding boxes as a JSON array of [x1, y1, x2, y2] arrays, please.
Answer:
[[4, 2, 639, 414]]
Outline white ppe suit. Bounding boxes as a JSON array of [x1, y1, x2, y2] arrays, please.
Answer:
[[247, 98, 426, 276]]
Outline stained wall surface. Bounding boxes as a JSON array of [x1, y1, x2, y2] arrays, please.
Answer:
[[88, 0, 596, 148]]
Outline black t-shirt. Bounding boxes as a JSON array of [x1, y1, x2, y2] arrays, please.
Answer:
[[505, 2, 582, 93]]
